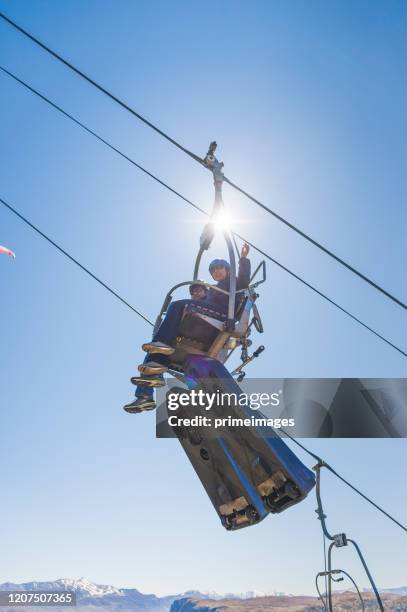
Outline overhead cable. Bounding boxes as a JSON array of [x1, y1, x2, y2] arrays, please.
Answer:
[[1, 11, 405, 310], [0, 196, 154, 326], [1, 65, 405, 358], [280, 428, 407, 534]]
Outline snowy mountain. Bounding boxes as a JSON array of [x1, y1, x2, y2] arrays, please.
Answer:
[[0, 578, 288, 607], [378, 585, 407, 596], [0, 579, 283, 611], [0, 578, 183, 611], [1, 579, 405, 611]]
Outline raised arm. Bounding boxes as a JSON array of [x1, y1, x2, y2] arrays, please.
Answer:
[[237, 243, 251, 289]]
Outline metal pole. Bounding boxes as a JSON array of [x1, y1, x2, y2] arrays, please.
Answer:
[[314, 463, 384, 612]]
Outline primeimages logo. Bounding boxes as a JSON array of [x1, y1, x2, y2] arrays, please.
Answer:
[[167, 389, 282, 411]]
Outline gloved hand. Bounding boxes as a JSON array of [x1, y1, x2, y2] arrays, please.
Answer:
[[241, 242, 250, 258]]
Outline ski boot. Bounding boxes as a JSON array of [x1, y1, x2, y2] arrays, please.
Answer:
[[141, 341, 174, 355], [123, 395, 156, 413], [130, 373, 165, 387], [138, 361, 168, 376]]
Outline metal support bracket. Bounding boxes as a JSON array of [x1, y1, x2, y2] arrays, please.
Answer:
[[333, 533, 348, 548], [313, 463, 384, 612]]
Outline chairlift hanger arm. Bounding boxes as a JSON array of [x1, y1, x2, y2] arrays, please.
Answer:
[[195, 142, 237, 327], [313, 464, 384, 612], [203, 141, 224, 207]]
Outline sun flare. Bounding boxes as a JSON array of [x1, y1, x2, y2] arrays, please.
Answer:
[[213, 209, 232, 232]]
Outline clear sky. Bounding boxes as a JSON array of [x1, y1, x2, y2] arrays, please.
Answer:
[[0, 0, 406, 597]]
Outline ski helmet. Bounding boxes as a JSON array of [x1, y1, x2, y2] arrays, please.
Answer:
[[209, 259, 230, 274], [189, 283, 208, 296]]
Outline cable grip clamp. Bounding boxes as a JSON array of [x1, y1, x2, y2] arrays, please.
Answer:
[[333, 533, 348, 547]]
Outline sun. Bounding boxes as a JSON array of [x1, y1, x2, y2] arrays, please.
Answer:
[[213, 209, 232, 232]]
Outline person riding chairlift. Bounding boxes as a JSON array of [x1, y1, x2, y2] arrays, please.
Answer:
[[123, 243, 250, 413]]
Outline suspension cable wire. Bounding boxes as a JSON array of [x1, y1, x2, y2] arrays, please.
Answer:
[[0, 196, 154, 326], [1, 66, 406, 358], [324, 462, 407, 534], [0, 12, 202, 166], [0, 15, 404, 563], [224, 175, 406, 311], [1, 69, 406, 549], [231, 231, 241, 259], [0, 66, 202, 217], [279, 427, 407, 534], [1, 10, 405, 311], [236, 236, 407, 357]]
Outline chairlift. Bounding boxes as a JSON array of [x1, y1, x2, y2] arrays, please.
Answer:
[[152, 142, 266, 383], [152, 143, 315, 530]]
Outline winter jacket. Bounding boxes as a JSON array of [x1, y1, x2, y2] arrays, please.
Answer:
[[206, 257, 251, 313]]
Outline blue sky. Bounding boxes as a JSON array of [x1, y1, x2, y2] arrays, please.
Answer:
[[0, 0, 406, 597]]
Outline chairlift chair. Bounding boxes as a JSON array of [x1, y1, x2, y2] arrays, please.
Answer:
[[152, 143, 315, 530], [152, 142, 266, 382]]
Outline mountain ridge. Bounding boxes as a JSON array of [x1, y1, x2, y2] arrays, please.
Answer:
[[1, 578, 406, 611]]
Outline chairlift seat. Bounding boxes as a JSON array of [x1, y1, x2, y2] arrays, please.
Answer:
[[177, 303, 225, 351], [173, 294, 251, 360]]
